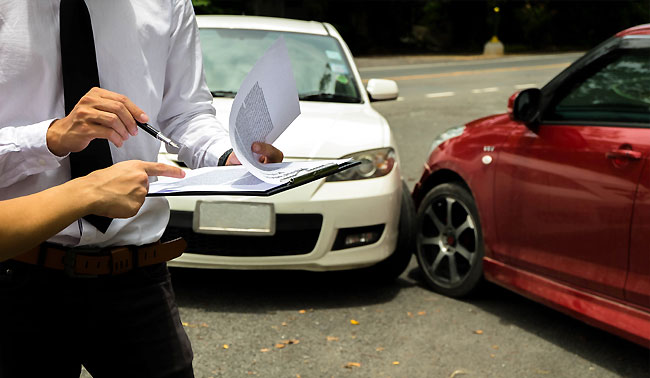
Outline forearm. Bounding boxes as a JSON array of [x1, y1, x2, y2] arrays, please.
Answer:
[[0, 178, 93, 261]]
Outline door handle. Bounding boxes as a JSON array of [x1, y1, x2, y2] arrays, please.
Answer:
[[606, 149, 643, 161]]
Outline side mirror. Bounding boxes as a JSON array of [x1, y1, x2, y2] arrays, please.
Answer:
[[509, 88, 542, 127], [366, 79, 399, 101]]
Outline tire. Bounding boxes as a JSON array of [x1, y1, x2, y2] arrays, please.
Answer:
[[415, 182, 484, 297], [365, 180, 416, 282]]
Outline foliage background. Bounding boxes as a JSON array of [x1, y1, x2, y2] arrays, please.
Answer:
[[191, 0, 650, 55]]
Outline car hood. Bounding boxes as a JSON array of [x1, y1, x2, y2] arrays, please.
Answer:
[[211, 98, 391, 159]]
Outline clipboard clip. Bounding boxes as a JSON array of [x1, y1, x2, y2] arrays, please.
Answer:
[[288, 163, 340, 185]]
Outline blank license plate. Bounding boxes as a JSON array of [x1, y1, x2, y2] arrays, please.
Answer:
[[193, 201, 275, 236]]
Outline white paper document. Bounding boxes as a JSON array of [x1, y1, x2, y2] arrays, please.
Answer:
[[229, 37, 304, 185], [147, 37, 356, 196]]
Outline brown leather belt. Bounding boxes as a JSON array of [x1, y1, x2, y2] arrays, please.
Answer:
[[12, 238, 187, 277]]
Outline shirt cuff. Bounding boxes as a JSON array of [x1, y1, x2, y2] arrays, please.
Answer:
[[26, 119, 68, 168]]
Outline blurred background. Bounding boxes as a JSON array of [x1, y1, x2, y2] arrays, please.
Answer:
[[191, 0, 650, 55]]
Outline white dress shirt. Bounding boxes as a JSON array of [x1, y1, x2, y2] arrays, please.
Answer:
[[0, 0, 231, 247]]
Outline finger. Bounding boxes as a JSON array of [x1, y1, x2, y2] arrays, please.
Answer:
[[252, 142, 283, 163], [88, 110, 130, 141], [141, 162, 186, 178], [86, 123, 125, 148], [96, 88, 148, 127], [95, 99, 140, 137]]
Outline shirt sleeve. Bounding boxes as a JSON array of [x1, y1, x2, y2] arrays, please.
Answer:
[[156, 0, 231, 169], [0, 119, 67, 189]]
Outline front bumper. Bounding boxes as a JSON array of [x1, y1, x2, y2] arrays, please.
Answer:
[[163, 167, 402, 271]]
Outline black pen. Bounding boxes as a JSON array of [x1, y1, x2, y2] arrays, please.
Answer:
[[135, 120, 182, 149]]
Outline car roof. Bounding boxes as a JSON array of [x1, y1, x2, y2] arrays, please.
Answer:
[[616, 23, 650, 37], [196, 15, 329, 36]]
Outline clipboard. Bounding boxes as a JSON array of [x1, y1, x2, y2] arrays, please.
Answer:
[[147, 160, 361, 197]]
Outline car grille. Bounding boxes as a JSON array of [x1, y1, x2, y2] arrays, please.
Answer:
[[161, 211, 323, 257]]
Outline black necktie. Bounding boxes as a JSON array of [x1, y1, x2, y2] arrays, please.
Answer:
[[60, 0, 113, 233]]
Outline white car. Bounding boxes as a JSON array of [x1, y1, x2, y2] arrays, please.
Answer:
[[159, 15, 413, 279]]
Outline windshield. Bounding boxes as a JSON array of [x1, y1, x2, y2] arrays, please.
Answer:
[[199, 28, 362, 103]]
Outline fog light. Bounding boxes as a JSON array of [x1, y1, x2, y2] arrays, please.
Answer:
[[332, 224, 385, 250]]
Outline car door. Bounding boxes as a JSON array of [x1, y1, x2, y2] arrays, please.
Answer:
[[493, 45, 650, 300], [627, 161, 650, 310]]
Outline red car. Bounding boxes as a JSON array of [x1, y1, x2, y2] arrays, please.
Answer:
[[412, 24, 650, 347]]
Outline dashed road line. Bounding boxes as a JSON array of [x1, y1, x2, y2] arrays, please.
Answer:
[[514, 83, 538, 89], [425, 91, 455, 98], [471, 87, 499, 94]]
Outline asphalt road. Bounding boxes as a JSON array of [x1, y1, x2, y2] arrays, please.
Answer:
[[82, 53, 650, 378]]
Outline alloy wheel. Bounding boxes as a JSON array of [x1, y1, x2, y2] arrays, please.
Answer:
[[418, 193, 479, 289]]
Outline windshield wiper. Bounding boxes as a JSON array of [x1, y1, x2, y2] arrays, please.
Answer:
[[211, 90, 237, 98], [299, 93, 361, 103]]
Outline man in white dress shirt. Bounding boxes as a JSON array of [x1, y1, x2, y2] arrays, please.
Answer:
[[0, 1, 281, 377]]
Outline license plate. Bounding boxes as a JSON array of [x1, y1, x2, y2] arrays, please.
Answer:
[[193, 201, 275, 236]]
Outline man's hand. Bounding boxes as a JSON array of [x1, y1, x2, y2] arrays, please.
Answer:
[[225, 142, 284, 165], [47, 87, 147, 156], [77, 160, 185, 219]]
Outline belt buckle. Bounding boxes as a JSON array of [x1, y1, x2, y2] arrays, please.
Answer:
[[63, 247, 100, 278]]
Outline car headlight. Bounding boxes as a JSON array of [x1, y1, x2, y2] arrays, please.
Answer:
[[326, 147, 396, 182], [428, 125, 465, 155]]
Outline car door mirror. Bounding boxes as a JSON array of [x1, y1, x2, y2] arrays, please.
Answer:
[[509, 88, 542, 127], [366, 79, 399, 101]]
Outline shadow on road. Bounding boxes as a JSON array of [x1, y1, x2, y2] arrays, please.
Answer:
[[406, 267, 650, 377], [170, 267, 415, 313]]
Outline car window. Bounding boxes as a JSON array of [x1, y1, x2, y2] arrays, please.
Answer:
[[546, 49, 650, 125], [199, 28, 362, 103]]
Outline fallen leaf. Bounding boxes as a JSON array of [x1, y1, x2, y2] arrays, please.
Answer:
[[350, 319, 359, 325], [298, 310, 306, 314], [182, 322, 189, 326], [223, 344, 229, 349], [376, 347, 385, 352], [418, 311, 426, 316], [275, 344, 286, 349], [200, 322, 209, 327], [260, 348, 270, 353], [490, 354, 495, 358], [407, 312, 414, 317], [474, 330, 483, 335], [392, 361, 400, 365], [492, 345, 499, 350], [281, 322, 288, 326], [449, 369, 468, 378], [326, 336, 339, 342], [344, 362, 361, 369]]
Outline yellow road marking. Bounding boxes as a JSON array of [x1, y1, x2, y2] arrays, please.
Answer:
[[363, 62, 570, 83]]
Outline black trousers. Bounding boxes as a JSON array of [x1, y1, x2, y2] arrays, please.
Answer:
[[0, 260, 194, 378]]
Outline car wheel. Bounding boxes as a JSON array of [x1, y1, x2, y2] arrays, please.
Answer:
[[415, 182, 484, 297], [365, 180, 416, 282]]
